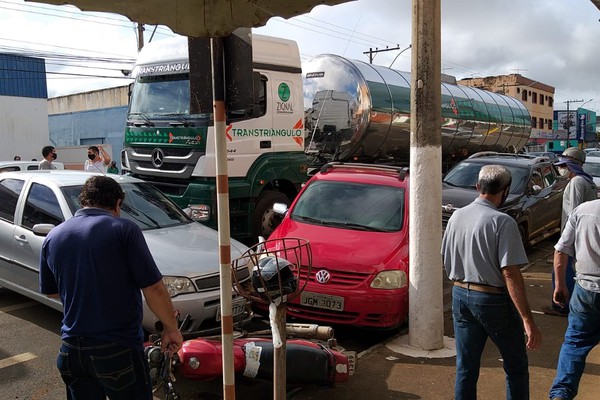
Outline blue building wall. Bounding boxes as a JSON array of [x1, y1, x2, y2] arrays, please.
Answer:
[[0, 54, 47, 98], [48, 106, 127, 165]]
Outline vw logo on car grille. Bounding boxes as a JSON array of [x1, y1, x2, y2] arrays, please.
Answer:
[[315, 269, 331, 284], [151, 148, 165, 168]]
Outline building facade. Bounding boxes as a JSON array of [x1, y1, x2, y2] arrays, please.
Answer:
[[47, 85, 129, 166], [458, 74, 555, 146], [0, 53, 50, 161]]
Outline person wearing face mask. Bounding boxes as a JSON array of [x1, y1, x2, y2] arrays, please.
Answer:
[[84, 145, 111, 173], [39, 145, 58, 170], [543, 147, 597, 317], [442, 164, 542, 400]]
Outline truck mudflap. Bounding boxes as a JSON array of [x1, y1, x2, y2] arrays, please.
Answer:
[[175, 337, 350, 385]]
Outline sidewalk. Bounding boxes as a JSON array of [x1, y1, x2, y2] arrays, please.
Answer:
[[287, 253, 600, 400]]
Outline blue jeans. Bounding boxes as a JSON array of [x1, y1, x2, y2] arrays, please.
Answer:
[[551, 256, 576, 312], [452, 286, 529, 400], [57, 337, 152, 400], [549, 284, 600, 400]]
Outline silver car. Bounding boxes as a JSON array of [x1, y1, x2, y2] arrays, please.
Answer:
[[0, 170, 250, 335]]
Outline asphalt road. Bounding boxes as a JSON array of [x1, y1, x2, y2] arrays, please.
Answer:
[[0, 236, 557, 399]]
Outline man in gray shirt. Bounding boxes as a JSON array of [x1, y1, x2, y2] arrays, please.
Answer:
[[39, 145, 57, 170], [548, 199, 600, 400], [442, 164, 542, 399]]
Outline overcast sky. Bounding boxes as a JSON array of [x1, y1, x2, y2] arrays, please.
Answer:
[[1, 0, 599, 113]]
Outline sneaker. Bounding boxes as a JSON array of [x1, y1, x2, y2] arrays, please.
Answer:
[[542, 305, 568, 317]]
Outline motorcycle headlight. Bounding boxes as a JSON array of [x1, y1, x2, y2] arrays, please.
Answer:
[[370, 270, 407, 290], [162, 276, 196, 297]]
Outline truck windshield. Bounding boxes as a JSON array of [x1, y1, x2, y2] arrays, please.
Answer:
[[129, 73, 196, 117]]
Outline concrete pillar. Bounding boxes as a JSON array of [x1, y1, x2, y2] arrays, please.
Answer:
[[408, 0, 444, 350]]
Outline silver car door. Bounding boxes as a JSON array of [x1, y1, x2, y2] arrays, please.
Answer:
[[0, 178, 25, 285], [13, 182, 66, 293]]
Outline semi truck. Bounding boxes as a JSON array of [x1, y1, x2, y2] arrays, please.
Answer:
[[121, 34, 307, 244], [122, 34, 531, 244]]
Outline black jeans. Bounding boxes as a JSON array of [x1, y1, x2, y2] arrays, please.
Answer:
[[57, 337, 152, 400]]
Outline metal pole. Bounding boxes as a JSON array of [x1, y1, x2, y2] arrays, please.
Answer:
[[566, 101, 570, 149], [273, 305, 287, 400], [408, 0, 444, 350], [211, 36, 236, 400]]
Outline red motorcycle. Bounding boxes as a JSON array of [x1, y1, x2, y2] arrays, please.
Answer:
[[146, 323, 355, 399]]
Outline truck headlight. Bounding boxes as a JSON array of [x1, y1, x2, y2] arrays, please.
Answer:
[[370, 270, 407, 290], [162, 276, 196, 297]]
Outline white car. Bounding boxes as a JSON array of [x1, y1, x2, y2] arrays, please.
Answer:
[[0, 170, 250, 335], [583, 155, 600, 197], [0, 161, 64, 172]]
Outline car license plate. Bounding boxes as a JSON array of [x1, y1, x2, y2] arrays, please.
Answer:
[[216, 298, 246, 321], [300, 291, 344, 311]]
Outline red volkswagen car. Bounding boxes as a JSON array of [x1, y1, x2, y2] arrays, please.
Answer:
[[266, 163, 409, 329]]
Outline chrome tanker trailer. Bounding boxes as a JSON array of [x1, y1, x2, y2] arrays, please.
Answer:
[[303, 54, 531, 170]]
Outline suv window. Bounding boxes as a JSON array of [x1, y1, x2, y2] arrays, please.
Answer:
[[443, 160, 531, 195], [540, 164, 557, 187], [22, 183, 64, 228], [0, 178, 24, 222]]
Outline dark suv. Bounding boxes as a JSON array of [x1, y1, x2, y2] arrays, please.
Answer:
[[441, 152, 567, 246]]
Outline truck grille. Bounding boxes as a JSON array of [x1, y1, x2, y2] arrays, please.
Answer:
[[125, 146, 203, 179]]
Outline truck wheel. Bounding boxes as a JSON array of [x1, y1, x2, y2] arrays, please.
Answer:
[[253, 190, 290, 240]]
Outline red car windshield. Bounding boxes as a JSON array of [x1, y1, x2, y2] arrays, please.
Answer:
[[290, 180, 405, 232]]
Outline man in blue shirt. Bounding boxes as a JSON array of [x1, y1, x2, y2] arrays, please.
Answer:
[[40, 175, 183, 400], [442, 164, 542, 400]]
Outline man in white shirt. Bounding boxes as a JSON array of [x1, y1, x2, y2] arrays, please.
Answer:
[[84, 145, 111, 173]]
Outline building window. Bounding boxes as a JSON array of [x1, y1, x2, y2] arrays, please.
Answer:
[[531, 117, 537, 128], [547, 119, 552, 130], [540, 95, 544, 106], [538, 119, 544, 129], [522, 90, 527, 101], [532, 92, 537, 104], [549, 97, 553, 107]]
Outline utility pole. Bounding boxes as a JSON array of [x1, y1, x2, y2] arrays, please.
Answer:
[[363, 45, 403, 64], [409, 0, 443, 351], [564, 99, 583, 148], [136, 23, 145, 52]]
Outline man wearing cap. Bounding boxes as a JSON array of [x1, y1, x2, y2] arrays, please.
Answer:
[[543, 147, 597, 316]]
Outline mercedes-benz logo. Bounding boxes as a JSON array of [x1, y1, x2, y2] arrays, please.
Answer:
[[151, 148, 164, 168], [315, 269, 331, 284]]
